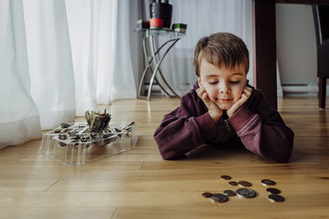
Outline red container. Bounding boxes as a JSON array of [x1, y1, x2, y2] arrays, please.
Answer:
[[150, 18, 163, 29]]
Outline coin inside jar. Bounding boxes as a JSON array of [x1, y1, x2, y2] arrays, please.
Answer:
[[266, 188, 281, 194], [236, 188, 257, 198], [221, 175, 232, 180], [238, 180, 252, 187], [268, 194, 285, 202], [210, 193, 229, 203], [261, 179, 276, 186]]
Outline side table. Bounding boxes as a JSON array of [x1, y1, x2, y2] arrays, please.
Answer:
[[135, 28, 184, 100]]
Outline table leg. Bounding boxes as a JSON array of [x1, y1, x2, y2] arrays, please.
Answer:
[[147, 37, 181, 100], [138, 37, 153, 98], [253, 0, 277, 109], [138, 34, 181, 100]]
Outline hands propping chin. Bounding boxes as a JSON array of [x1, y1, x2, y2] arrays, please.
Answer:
[[197, 86, 252, 121]]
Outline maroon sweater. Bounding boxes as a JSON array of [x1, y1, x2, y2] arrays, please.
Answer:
[[154, 82, 294, 162]]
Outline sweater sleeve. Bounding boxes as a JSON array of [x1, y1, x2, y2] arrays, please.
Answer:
[[228, 90, 294, 162], [153, 91, 217, 160]]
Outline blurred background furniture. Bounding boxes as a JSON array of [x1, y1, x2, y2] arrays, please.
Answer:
[[135, 29, 182, 100], [252, 0, 329, 110], [313, 5, 329, 109]]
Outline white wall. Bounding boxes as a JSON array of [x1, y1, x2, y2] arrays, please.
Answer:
[[276, 4, 318, 88]]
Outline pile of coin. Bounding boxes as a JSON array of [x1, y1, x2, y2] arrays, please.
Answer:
[[50, 122, 135, 148], [202, 175, 285, 204]]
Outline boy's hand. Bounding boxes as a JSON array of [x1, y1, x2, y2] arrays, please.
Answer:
[[196, 87, 223, 122], [226, 86, 252, 117]]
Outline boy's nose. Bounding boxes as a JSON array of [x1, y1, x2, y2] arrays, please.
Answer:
[[219, 84, 230, 94], [220, 90, 230, 94]]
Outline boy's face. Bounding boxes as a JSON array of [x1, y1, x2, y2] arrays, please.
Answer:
[[198, 59, 247, 110]]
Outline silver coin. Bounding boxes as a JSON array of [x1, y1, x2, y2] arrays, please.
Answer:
[[268, 194, 285, 202], [236, 188, 257, 198], [261, 179, 276, 186], [210, 193, 229, 203], [223, 190, 236, 196], [266, 188, 281, 194]]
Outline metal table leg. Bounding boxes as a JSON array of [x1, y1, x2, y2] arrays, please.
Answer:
[[138, 33, 181, 100]]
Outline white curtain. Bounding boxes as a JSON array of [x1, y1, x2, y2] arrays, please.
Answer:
[[152, 0, 254, 96], [65, 0, 141, 115], [0, 0, 42, 149], [0, 0, 141, 149], [23, 0, 76, 130]]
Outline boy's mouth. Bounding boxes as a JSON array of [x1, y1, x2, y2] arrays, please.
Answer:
[[218, 98, 232, 102]]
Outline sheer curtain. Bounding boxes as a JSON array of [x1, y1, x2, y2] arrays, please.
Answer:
[[0, 0, 42, 149], [23, 0, 76, 130], [65, 0, 141, 115]]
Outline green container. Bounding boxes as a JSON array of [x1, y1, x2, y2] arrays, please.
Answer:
[[172, 23, 187, 33]]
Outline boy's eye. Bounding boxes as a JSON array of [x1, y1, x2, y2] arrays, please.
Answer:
[[209, 81, 218, 85], [230, 81, 240, 84]]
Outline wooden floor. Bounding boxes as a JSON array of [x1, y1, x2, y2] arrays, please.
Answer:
[[0, 96, 328, 219]]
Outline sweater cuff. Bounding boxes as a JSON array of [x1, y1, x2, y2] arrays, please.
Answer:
[[194, 113, 217, 140], [228, 105, 256, 132]]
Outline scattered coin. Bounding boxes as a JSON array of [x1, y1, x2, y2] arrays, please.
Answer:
[[202, 176, 286, 205], [268, 194, 285, 202], [228, 181, 238, 186], [236, 188, 257, 198], [221, 175, 232, 180], [261, 179, 276, 186], [210, 193, 229, 203], [223, 190, 236, 196], [266, 188, 281, 194], [238, 180, 252, 187], [202, 192, 213, 198]]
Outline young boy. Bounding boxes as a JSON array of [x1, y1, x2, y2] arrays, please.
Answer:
[[154, 32, 294, 162]]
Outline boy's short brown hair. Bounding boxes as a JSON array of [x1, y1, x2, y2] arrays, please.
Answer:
[[193, 32, 249, 77]]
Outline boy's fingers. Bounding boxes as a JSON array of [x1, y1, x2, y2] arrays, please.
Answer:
[[198, 87, 211, 104], [244, 87, 252, 96], [196, 87, 205, 97], [201, 93, 212, 107], [196, 90, 202, 98], [241, 93, 248, 101], [198, 89, 213, 109], [202, 91, 207, 98], [227, 88, 252, 117]]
